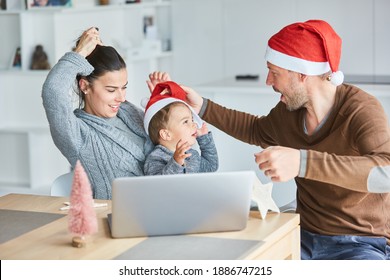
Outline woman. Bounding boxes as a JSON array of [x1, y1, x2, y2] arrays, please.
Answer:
[[42, 27, 154, 199]]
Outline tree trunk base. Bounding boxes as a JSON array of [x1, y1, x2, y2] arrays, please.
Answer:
[[72, 236, 87, 248]]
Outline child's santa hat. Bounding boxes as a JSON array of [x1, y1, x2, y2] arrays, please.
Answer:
[[142, 81, 203, 135], [265, 19, 344, 86]]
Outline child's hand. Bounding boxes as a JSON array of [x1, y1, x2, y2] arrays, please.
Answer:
[[196, 122, 209, 137], [173, 139, 192, 166], [147, 71, 171, 93]]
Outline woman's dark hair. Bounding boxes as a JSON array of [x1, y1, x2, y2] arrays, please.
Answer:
[[75, 45, 126, 108]]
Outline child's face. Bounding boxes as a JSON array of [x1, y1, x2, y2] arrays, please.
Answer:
[[165, 103, 198, 146]]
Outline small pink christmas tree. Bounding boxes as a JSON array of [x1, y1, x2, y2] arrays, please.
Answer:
[[68, 160, 98, 247]]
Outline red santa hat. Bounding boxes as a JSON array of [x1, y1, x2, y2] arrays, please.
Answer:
[[142, 81, 203, 135], [265, 19, 344, 86]]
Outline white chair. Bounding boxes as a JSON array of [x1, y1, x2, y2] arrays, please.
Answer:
[[50, 171, 74, 197]]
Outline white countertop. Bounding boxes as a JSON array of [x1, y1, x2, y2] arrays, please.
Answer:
[[195, 77, 390, 97]]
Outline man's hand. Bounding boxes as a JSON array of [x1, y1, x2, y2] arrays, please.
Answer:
[[254, 146, 300, 182], [179, 85, 204, 114]]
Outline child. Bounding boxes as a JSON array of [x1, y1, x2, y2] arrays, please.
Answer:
[[143, 81, 218, 175]]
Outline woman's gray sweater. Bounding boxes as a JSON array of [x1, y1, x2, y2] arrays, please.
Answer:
[[42, 52, 154, 199]]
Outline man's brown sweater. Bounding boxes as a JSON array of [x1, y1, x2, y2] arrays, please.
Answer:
[[201, 83, 390, 244]]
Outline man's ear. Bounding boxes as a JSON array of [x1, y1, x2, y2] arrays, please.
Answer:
[[159, 129, 171, 141], [299, 73, 308, 82]]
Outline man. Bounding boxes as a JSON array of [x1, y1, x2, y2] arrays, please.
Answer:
[[148, 19, 390, 260]]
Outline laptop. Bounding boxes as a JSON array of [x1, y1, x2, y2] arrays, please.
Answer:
[[108, 170, 255, 238]]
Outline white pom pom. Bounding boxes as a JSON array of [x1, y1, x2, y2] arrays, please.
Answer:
[[140, 97, 150, 108], [330, 71, 344, 86]]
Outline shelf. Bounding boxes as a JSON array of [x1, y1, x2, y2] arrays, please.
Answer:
[[126, 50, 172, 62], [0, 1, 172, 196], [0, 69, 49, 75], [0, 10, 20, 15], [0, 125, 49, 134], [0, 1, 171, 14]]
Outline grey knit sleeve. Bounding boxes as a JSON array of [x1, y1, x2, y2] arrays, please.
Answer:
[[197, 131, 219, 172], [42, 52, 94, 164], [144, 147, 186, 175]]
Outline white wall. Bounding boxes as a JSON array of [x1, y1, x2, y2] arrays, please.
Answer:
[[374, 0, 390, 75], [171, 0, 390, 85], [171, 0, 225, 85]]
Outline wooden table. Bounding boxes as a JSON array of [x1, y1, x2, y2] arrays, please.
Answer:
[[0, 193, 300, 260]]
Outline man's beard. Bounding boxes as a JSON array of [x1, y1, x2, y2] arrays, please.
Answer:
[[283, 80, 308, 111]]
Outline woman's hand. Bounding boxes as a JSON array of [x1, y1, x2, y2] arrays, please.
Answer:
[[74, 27, 102, 58]]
